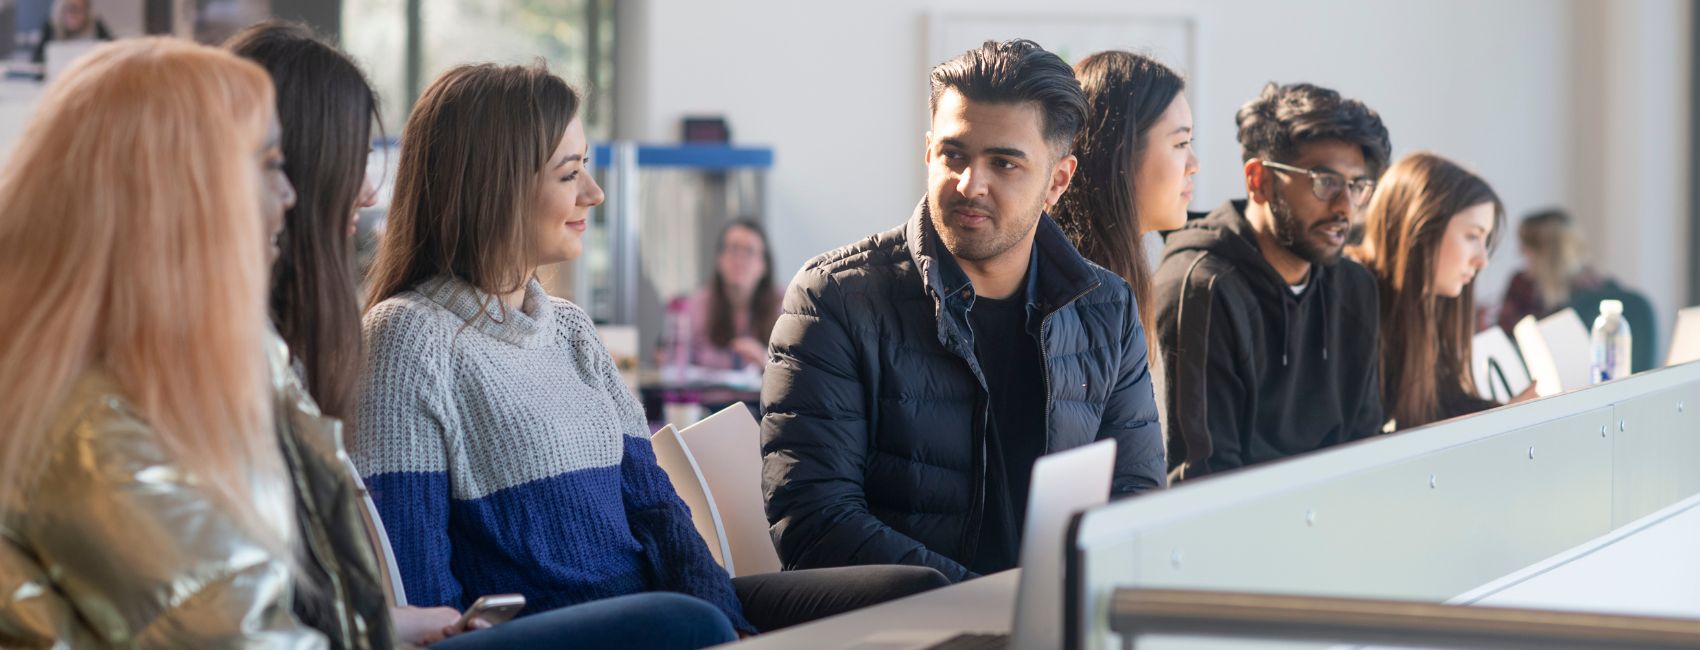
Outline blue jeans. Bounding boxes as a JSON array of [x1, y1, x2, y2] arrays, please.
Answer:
[[432, 592, 736, 650]]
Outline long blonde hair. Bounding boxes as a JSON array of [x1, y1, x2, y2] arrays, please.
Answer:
[[0, 38, 292, 549], [50, 0, 99, 40], [1518, 208, 1585, 308]]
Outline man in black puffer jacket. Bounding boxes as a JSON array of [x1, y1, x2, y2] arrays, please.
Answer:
[[760, 39, 1165, 584]]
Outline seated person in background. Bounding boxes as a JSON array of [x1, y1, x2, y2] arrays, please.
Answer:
[[1053, 50, 1199, 426], [762, 39, 1165, 584], [355, 61, 945, 637], [1497, 208, 1610, 333], [0, 38, 323, 647], [232, 22, 733, 649], [1153, 82, 1389, 480], [30, 0, 113, 64], [1349, 152, 1529, 431], [662, 219, 783, 407]]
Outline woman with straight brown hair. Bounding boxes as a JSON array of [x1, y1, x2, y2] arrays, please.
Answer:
[[228, 21, 380, 424], [1053, 50, 1197, 343], [1351, 152, 1525, 431], [0, 37, 315, 647], [355, 61, 945, 643]]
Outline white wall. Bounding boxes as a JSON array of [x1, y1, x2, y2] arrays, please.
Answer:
[[618, 0, 1692, 352]]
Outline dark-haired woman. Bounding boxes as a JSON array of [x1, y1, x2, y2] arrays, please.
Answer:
[[1052, 50, 1197, 439], [1054, 51, 1196, 336], [663, 219, 783, 409], [231, 23, 736, 649], [354, 61, 946, 639], [1350, 152, 1531, 431]]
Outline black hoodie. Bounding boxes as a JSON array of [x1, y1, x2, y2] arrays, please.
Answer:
[[1153, 200, 1382, 480]]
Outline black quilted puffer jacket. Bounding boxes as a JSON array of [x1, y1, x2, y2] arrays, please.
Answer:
[[760, 199, 1165, 583]]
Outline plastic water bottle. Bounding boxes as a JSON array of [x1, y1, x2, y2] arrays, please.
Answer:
[[1590, 299, 1632, 384], [661, 300, 703, 424], [663, 300, 694, 385]]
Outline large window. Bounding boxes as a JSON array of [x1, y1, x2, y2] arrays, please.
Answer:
[[342, 0, 614, 139]]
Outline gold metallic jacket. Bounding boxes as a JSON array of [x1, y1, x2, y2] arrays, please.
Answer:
[[0, 335, 404, 649]]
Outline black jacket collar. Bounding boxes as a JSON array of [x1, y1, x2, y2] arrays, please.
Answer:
[[903, 198, 1102, 317]]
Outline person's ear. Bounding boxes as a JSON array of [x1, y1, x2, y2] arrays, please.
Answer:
[[923, 131, 934, 166], [1245, 159, 1272, 206], [1045, 154, 1078, 210]]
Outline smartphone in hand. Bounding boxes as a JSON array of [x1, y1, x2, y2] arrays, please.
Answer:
[[456, 593, 526, 629]]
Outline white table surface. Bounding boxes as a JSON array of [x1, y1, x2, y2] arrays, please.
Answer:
[[721, 569, 1019, 649], [1456, 493, 1700, 618], [723, 497, 1700, 649]]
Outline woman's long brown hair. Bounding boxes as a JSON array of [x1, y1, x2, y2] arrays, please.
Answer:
[[1053, 50, 1185, 347], [228, 21, 380, 422], [1352, 152, 1505, 430], [365, 62, 578, 308]]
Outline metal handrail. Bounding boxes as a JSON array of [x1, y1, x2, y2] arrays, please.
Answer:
[[1110, 588, 1700, 649]]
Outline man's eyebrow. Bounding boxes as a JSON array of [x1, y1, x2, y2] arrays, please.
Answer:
[[938, 138, 1029, 161]]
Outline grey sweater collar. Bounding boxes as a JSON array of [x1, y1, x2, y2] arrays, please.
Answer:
[[417, 276, 555, 348]]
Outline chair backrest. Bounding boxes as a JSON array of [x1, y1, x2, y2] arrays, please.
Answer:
[[675, 404, 782, 577], [650, 424, 734, 571], [1472, 327, 1532, 402], [1572, 284, 1660, 373], [338, 455, 408, 606]]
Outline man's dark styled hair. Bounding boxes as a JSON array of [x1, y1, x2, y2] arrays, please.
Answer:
[[1236, 82, 1391, 176], [929, 38, 1088, 158]]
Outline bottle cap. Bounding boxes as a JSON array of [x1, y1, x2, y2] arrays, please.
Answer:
[[1601, 299, 1624, 315]]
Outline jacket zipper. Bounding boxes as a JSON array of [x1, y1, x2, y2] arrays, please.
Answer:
[[1038, 314, 1053, 453], [958, 309, 990, 565]]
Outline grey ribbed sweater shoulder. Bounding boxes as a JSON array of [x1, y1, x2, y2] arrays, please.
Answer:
[[355, 275, 645, 499]]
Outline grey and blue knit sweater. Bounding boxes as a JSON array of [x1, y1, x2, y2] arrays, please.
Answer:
[[353, 276, 751, 631]]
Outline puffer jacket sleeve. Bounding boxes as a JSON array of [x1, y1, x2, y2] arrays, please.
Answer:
[[1099, 286, 1168, 495], [5, 404, 325, 649], [761, 268, 974, 582]]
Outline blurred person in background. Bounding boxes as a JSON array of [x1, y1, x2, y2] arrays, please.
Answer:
[[30, 0, 112, 64]]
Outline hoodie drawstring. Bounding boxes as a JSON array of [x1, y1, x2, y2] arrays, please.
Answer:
[[1281, 270, 1329, 366], [1320, 282, 1330, 362]]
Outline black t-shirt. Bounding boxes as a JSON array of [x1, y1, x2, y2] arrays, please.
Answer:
[[967, 291, 1046, 575]]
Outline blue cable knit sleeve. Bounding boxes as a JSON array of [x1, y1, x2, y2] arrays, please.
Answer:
[[620, 437, 755, 634], [564, 300, 756, 633]]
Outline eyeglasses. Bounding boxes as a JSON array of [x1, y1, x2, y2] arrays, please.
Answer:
[[1259, 160, 1377, 208]]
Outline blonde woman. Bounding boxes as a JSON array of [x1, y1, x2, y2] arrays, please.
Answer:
[[29, 0, 113, 64], [0, 39, 314, 647], [1497, 208, 1607, 334]]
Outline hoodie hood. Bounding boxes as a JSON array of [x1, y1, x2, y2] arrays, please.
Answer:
[[1167, 200, 1335, 366], [1165, 200, 1318, 303]]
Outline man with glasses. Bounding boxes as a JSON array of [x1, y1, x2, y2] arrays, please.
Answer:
[[1153, 82, 1391, 480]]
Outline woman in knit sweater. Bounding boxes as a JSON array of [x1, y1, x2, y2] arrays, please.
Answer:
[[354, 62, 946, 637], [235, 23, 739, 649]]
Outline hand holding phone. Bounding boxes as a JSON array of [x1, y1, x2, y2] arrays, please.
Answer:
[[456, 593, 526, 630]]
